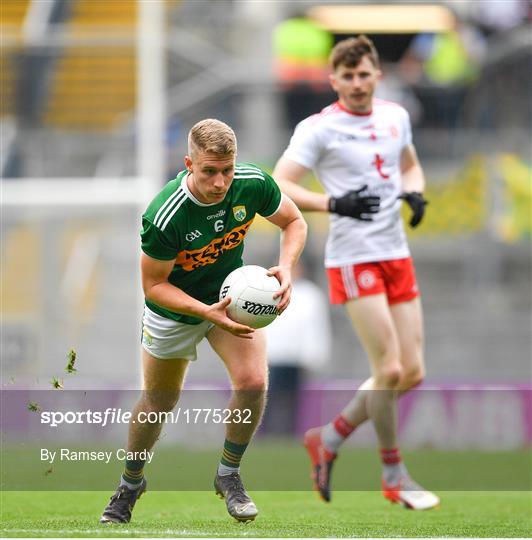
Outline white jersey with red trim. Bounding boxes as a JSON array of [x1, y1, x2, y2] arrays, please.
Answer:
[[284, 99, 412, 267]]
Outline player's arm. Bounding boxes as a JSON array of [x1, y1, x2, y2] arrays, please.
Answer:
[[272, 156, 329, 212], [400, 144, 425, 193], [264, 196, 307, 313], [273, 156, 380, 221], [399, 144, 428, 228], [141, 253, 254, 338]]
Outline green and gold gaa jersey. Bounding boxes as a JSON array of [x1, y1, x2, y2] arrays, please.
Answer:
[[141, 163, 282, 324]]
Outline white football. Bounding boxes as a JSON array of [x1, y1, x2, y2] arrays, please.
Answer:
[[219, 265, 281, 328]]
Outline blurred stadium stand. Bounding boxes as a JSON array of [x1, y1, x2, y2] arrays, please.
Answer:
[[1, 1, 530, 391], [43, 0, 136, 130]]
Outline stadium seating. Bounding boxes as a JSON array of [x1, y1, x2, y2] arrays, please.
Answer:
[[0, 0, 28, 34], [0, 0, 30, 117], [43, 0, 137, 130], [0, 0, 140, 130]]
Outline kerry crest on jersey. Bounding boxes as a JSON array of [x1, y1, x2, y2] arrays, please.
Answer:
[[232, 205, 247, 221]]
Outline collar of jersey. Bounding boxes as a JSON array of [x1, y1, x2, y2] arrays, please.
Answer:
[[180, 172, 225, 207], [336, 100, 373, 117]]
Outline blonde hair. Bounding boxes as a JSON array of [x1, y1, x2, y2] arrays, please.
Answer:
[[188, 118, 237, 157]]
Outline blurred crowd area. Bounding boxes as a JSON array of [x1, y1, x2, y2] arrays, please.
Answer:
[[1, 0, 530, 238], [1, 1, 531, 388], [1, 1, 531, 165]]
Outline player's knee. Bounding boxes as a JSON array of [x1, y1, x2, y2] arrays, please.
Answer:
[[402, 366, 425, 390], [142, 390, 180, 413], [234, 374, 267, 393], [375, 365, 403, 389]]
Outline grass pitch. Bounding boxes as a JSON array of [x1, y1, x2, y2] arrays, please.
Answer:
[[1, 445, 531, 537], [1, 490, 530, 537]]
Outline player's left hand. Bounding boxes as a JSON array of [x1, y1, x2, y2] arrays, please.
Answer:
[[267, 265, 292, 314], [398, 191, 429, 228]]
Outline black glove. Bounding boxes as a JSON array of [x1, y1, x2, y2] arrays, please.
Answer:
[[328, 185, 381, 221], [398, 191, 428, 228]]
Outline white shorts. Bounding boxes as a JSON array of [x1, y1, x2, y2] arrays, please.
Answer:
[[141, 305, 214, 361]]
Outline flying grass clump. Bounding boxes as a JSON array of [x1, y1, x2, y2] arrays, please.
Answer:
[[65, 349, 77, 374], [50, 377, 63, 390]]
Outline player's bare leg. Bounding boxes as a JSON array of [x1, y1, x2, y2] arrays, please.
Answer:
[[306, 293, 436, 507], [346, 295, 402, 447], [100, 350, 189, 523], [314, 296, 438, 509], [385, 298, 439, 509], [306, 294, 401, 501], [128, 350, 189, 455], [390, 298, 425, 391], [207, 326, 268, 522], [323, 298, 425, 435]]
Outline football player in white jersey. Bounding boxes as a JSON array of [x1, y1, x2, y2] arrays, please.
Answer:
[[273, 35, 439, 510]]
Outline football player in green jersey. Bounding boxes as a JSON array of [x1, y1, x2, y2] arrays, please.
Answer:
[[100, 119, 307, 524]]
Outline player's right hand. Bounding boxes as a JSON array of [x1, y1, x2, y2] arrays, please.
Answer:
[[328, 185, 381, 221], [205, 297, 255, 338]]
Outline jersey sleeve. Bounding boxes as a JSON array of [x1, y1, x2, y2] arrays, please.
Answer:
[[256, 169, 282, 218], [140, 217, 179, 260], [283, 118, 322, 169]]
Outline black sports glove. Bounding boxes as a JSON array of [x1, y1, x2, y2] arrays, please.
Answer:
[[328, 185, 381, 221], [398, 191, 428, 228]]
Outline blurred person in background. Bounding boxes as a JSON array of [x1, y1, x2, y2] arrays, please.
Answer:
[[100, 119, 307, 524], [471, 0, 530, 36], [262, 260, 331, 436], [399, 15, 485, 130], [273, 12, 334, 128], [374, 62, 422, 126], [273, 35, 439, 510]]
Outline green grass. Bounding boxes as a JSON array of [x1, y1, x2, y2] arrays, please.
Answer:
[[1, 490, 531, 537], [2, 444, 531, 536], [3, 443, 531, 491]]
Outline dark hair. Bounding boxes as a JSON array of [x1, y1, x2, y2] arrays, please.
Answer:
[[329, 35, 380, 70]]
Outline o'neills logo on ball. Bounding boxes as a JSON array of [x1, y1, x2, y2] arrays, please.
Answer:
[[358, 270, 376, 289], [241, 300, 278, 316]]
